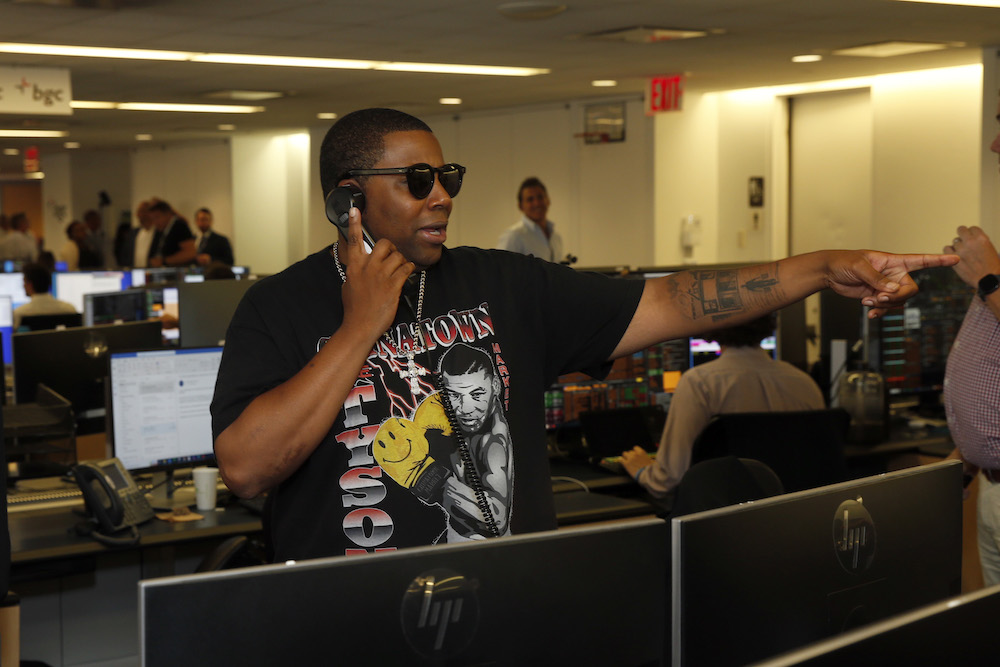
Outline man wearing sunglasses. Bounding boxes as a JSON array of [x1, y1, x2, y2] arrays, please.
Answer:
[[212, 107, 958, 563]]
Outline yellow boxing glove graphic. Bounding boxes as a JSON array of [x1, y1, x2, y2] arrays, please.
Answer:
[[374, 417, 452, 503]]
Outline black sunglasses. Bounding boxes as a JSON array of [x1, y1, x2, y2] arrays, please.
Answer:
[[347, 163, 466, 200]]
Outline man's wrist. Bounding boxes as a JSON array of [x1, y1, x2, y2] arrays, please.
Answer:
[[633, 465, 646, 483]]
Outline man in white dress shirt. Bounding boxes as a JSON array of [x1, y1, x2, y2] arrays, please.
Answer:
[[496, 177, 565, 262]]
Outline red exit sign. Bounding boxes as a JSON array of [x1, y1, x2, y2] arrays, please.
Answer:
[[647, 75, 685, 114]]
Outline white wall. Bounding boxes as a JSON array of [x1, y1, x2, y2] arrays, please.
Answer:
[[231, 131, 311, 275], [655, 62, 986, 265]]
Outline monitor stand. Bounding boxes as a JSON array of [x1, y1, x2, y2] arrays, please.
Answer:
[[146, 470, 196, 510]]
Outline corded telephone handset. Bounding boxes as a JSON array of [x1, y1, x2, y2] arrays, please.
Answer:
[[72, 457, 155, 547], [326, 184, 375, 254]]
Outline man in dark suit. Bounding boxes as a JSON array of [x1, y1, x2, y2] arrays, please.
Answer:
[[194, 207, 234, 267]]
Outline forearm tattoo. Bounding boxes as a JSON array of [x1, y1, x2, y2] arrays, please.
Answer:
[[670, 264, 785, 323]]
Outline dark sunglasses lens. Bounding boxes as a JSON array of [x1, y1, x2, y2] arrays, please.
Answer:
[[406, 165, 435, 199], [439, 165, 463, 198]]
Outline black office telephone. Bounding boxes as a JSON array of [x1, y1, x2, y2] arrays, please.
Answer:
[[72, 457, 155, 546]]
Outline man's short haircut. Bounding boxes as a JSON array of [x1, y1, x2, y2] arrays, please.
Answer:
[[148, 200, 172, 215], [517, 177, 547, 204], [196, 207, 212, 217], [439, 343, 494, 380], [10, 212, 27, 230], [318, 108, 432, 196], [65, 220, 83, 239], [22, 262, 51, 294], [711, 313, 777, 348]]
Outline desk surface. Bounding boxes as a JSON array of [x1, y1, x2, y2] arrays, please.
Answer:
[[9, 502, 262, 564]]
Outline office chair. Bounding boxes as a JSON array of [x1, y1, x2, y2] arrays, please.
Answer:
[[669, 456, 784, 518], [194, 535, 268, 573], [689, 408, 851, 493]]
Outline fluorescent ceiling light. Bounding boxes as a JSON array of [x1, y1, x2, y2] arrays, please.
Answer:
[[591, 80, 618, 87], [72, 100, 263, 113], [205, 90, 284, 101], [833, 41, 951, 57], [25, 172, 44, 180], [792, 54, 823, 63], [891, 0, 1000, 6], [135, 134, 152, 141], [317, 112, 338, 120], [64, 141, 81, 149], [3, 148, 19, 156], [438, 98, 462, 105], [0, 42, 548, 76], [0, 129, 67, 138], [217, 124, 236, 131]]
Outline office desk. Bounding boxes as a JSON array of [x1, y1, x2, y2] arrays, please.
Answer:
[[549, 456, 633, 493]]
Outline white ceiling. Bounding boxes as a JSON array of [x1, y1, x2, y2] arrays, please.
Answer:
[[0, 0, 999, 175]]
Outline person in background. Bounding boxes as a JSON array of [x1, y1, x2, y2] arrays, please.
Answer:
[[125, 200, 161, 269], [58, 220, 102, 271], [148, 199, 196, 267], [496, 177, 567, 263], [210, 107, 955, 563], [0, 212, 39, 263], [14, 262, 78, 330], [194, 207, 234, 267], [83, 209, 106, 267], [620, 314, 825, 508]]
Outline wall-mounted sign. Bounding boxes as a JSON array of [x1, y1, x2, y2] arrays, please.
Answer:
[[647, 74, 684, 114], [0, 66, 73, 115]]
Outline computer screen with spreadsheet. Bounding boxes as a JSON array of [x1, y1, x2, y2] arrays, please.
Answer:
[[107, 346, 221, 473]]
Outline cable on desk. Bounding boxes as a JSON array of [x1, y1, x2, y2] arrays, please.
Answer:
[[551, 476, 590, 493]]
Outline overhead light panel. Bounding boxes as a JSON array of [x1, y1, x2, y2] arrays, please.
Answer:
[[71, 100, 264, 113], [0, 42, 548, 76], [317, 112, 338, 120], [205, 90, 285, 101], [585, 26, 708, 43], [891, 0, 1000, 6], [135, 134, 153, 141], [792, 54, 823, 63], [438, 98, 462, 105], [0, 129, 67, 138], [591, 80, 618, 87], [833, 41, 952, 57]]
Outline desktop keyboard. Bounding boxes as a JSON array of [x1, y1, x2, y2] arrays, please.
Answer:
[[599, 452, 657, 475], [7, 485, 84, 513]]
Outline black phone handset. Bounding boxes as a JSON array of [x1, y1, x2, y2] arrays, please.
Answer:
[[326, 184, 375, 254], [72, 458, 155, 547]]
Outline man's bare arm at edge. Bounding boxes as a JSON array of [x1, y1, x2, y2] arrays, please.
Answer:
[[215, 208, 413, 498], [612, 249, 959, 359]]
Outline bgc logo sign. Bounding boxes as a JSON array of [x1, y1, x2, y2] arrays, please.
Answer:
[[0, 66, 72, 115]]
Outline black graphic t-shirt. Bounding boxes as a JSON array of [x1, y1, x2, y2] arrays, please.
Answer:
[[212, 245, 644, 561]]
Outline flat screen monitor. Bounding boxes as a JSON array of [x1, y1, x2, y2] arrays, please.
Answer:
[[83, 287, 148, 326], [0, 295, 12, 365], [177, 278, 255, 347], [689, 332, 777, 367], [52, 270, 131, 312], [0, 272, 29, 310], [18, 312, 83, 331], [757, 583, 1000, 666], [671, 460, 962, 667], [140, 517, 668, 666], [12, 320, 164, 432], [108, 346, 221, 473], [131, 267, 181, 287]]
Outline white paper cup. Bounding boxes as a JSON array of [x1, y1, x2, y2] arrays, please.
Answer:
[[193, 466, 219, 511]]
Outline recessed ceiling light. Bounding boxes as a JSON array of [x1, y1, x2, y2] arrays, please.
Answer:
[[25, 172, 45, 180], [833, 41, 952, 58], [439, 98, 462, 105], [496, 2, 568, 20], [135, 134, 152, 141], [64, 141, 81, 149], [591, 80, 618, 87], [0, 130, 68, 138], [317, 112, 338, 120], [217, 124, 236, 131], [792, 54, 823, 63], [3, 148, 19, 156], [585, 26, 708, 43]]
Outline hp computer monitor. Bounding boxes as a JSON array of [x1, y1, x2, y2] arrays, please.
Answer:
[[12, 320, 164, 433], [108, 346, 221, 474], [83, 287, 148, 326], [177, 279, 255, 347], [140, 517, 668, 666], [671, 460, 962, 667]]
